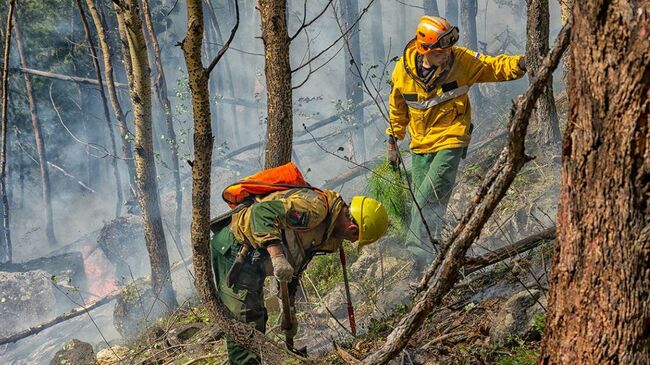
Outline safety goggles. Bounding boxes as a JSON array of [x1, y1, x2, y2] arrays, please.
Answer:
[[420, 26, 459, 51]]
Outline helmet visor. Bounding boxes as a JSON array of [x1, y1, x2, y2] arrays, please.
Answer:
[[420, 26, 459, 51]]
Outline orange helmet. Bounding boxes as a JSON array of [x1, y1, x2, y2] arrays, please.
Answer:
[[415, 16, 459, 55]]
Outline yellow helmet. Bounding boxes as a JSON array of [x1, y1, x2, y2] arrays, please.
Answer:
[[349, 196, 389, 250]]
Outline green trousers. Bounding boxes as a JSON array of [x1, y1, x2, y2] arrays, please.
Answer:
[[211, 225, 267, 365], [405, 147, 463, 261]]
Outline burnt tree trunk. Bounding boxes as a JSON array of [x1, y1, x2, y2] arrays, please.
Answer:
[[12, 17, 57, 246], [0, 0, 15, 263], [525, 0, 560, 146], [115, 0, 178, 309], [181, 1, 300, 363], [446, 0, 458, 25], [76, 0, 123, 218], [540, 2, 649, 364], [423, 0, 440, 16], [85, 0, 137, 199], [459, 0, 482, 107], [341, 0, 366, 161], [370, 1, 385, 63], [259, 0, 292, 168], [142, 0, 182, 250]]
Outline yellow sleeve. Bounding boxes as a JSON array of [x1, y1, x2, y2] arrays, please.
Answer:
[[462, 49, 526, 84], [386, 60, 410, 140]]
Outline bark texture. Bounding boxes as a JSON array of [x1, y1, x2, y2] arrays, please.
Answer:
[[84, 0, 136, 196], [142, 0, 182, 249], [341, 0, 366, 161], [0, 0, 15, 263], [115, 0, 178, 309], [181, 1, 302, 363], [526, 0, 560, 145], [76, 0, 123, 218], [259, 0, 293, 168], [540, 2, 650, 363], [12, 17, 57, 246], [423, 0, 440, 16]]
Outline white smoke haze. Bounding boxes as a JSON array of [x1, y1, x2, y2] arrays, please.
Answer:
[[0, 0, 563, 363]]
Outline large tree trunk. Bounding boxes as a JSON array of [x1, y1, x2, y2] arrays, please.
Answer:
[[12, 17, 57, 246], [525, 0, 560, 146], [459, 0, 483, 107], [259, 0, 292, 168], [181, 1, 299, 363], [115, 0, 178, 309], [341, 0, 366, 162], [141, 0, 182, 250], [370, 1, 385, 63], [446, 0, 458, 25], [540, 2, 649, 363], [423, 0, 439, 16], [84, 0, 137, 198], [76, 0, 123, 218], [0, 0, 15, 263]]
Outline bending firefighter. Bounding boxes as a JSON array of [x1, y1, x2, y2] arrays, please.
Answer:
[[210, 165, 388, 364], [387, 16, 527, 267]]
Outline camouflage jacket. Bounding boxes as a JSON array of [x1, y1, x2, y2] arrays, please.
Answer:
[[230, 188, 345, 276]]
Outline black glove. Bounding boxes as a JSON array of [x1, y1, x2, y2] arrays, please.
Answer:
[[518, 57, 527, 72]]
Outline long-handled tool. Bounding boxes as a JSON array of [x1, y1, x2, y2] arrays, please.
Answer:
[[279, 281, 295, 350], [339, 245, 357, 336]]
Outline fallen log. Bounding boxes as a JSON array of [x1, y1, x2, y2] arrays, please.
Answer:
[[13, 67, 129, 89], [463, 225, 556, 274], [0, 256, 193, 346]]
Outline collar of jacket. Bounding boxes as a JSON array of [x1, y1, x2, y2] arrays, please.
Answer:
[[401, 38, 455, 92]]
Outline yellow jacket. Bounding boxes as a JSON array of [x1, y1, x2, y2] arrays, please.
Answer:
[[388, 40, 526, 153]]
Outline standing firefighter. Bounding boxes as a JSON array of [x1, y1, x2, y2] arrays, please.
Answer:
[[387, 16, 527, 267], [210, 163, 388, 364]]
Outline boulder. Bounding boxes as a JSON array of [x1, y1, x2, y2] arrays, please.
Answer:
[[96, 345, 131, 365], [113, 279, 167, 340], [0, 270, 56, 337], [50, 339, 95, 365], [489, 289, 547, 345], [97, 215, 149, 283]]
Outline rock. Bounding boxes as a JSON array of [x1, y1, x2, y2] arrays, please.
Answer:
[[350, 248, 404, 282], [0, 270, 56, 337], [97, 214, 149, 283], [50, 339, 95, 365], [314, 283, 361, 319], [113, 279, 167, 340], [489, 289, 547, 345], [96, 345, 130, 365]]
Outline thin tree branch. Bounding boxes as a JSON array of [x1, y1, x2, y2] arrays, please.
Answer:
[[206, 0, 239, 75], [289, 0, 334, 41]]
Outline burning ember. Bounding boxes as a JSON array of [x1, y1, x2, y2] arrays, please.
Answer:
[[81, 242, 118, 302]]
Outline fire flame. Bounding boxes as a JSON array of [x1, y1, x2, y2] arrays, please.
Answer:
[[81, 242, 119, 302]]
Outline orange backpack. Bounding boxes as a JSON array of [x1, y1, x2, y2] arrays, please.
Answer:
[[221, 162, 310, 208]]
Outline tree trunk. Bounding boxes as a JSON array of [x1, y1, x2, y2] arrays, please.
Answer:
[[181, 1, 300, 363], [84, 0, 137, 198], [142, 0, 182, 250], [540, 2, 649, 363], [12, 17, 57, 246], [341, 0, 366, 162], [76, 0, 123, 218], [259, 0, 292, 168], [423, 0, 439, 16], [446, 0, 458, 25], [370, 1, 385, 63], [0, 0, 15, 263], [525, 0, 560, 146], [459, 0, 482, 107], [115, 0, 178, 309]]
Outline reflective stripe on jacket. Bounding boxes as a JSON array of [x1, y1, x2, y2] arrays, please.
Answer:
[[387, 39, 526, 154]]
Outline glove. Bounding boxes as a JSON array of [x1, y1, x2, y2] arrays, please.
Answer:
[[387, 138, 400, 169], [279, 304, 299, 337], [271, 254, 294, 282], [518, 57, 527, 72]]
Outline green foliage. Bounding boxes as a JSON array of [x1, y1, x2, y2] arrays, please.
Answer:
[[304, 242, 358, 295], [368, 161, 410, 235], [495, 345, 540, 365], [533, 313, 546, 335]]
